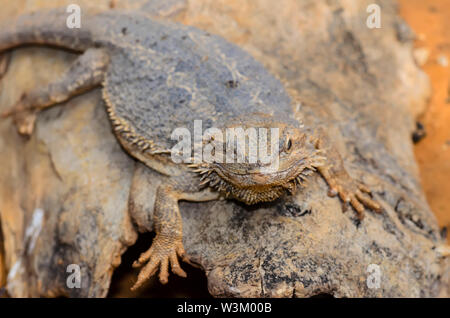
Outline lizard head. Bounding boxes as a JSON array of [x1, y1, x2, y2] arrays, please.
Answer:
[[191, 114, 326, 204]]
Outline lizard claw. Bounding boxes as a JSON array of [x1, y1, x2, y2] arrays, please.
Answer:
[[2, 93, 37, 136], [322, 169, 382, 219], [13, 110, 37, 136], [131, 234, 188, 291]]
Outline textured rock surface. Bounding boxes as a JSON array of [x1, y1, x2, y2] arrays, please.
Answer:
[[0, 0, 448, 297]]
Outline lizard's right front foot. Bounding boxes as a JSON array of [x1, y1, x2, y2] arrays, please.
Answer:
[[131, 234, 188, 290]]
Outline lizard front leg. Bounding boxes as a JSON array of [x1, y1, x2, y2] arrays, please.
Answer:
[[1, 48, 109, 135], [131, 185, 189, 290], [314, 129, 381, 219]]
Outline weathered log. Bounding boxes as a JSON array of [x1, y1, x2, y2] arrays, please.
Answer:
[[0, 0, 448, 297]]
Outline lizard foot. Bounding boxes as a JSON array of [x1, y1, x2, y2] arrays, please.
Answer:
[[13, 110, 37, 136], [131, 234, 188, 290], [324, 170, 382, 219], [1, 94, 37, 136]]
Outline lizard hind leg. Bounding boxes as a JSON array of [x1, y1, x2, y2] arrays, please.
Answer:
[[1, 48, 109, 136], [131, 185, 189, 291]]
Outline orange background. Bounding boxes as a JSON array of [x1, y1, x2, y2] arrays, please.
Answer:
[[399, 0, 450, 241]]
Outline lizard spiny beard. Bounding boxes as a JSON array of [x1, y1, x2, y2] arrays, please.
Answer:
[[189, 150, 325, 205]]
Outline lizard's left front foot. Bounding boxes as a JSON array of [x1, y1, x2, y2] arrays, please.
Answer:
[[320, 168, 382, 219], [131, 234, 188, 291]]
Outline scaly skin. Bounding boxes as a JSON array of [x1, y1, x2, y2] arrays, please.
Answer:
[[0, 9, 381, 290]]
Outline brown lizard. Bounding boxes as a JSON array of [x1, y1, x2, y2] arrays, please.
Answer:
[[0, 9, 381, 290]]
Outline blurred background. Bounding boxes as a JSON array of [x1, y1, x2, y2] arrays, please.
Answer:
[[399, 0, 450, 242]]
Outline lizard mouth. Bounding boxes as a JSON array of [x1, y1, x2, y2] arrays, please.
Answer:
[[189, 152, 325, 205]]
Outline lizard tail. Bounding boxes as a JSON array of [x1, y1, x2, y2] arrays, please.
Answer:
[[0, 8, 95, 52]]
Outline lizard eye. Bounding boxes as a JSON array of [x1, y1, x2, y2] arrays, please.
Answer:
[[285, 138, 292, 152]]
